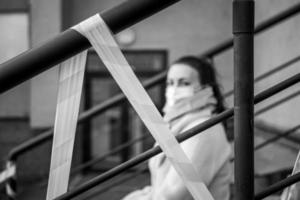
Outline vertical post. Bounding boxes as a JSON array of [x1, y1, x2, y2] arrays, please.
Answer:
[[233, 0, 254, 200]]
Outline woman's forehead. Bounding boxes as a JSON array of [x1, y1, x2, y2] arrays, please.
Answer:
[[167, 63, 199, 80]]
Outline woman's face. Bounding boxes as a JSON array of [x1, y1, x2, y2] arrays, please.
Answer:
[[164, 63, 202, 107], [166, 63, 201, 89]]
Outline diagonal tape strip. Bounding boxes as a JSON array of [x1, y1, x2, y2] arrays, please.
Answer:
[[73, 14, 214, 200], [0, 162, 16, 184], [46, 51, 87, 200], [282, 151, 300, 200], [4, 161, 17, 198]]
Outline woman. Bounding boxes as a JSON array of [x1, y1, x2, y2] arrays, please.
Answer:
[[122, 56, 232, 200]]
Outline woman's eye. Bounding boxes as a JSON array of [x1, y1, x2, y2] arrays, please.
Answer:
[[182, 81, 191, 86]]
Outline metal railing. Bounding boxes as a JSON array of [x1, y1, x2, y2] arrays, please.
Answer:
[[7, 0, 300, 168], [31, 87, 300, 192], [71, 119, 300, 200], [0, 0, 180, 93], [0, 0, 300, 199], [4, 53, 299, 198], [255, 172, 300, 199], [223, 55, 300, 98], [81, 123, 300, 200], [255, 120, 300, 148], [54, 72, 300, 200], [254, 124, 300, 151], [69, 85, 300, 181], [75, 165, 149, 200]]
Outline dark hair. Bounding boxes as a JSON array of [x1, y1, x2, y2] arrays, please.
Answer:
[[172, 55, 226, 114]]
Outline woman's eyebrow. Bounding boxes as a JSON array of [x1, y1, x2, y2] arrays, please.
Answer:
[[178, 78, 189, 82]]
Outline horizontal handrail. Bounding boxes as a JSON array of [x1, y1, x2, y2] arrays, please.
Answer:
[[7, 1, 300, 162], [256, 121, 300, 148], [253, 90, 300, 147], [0, 0, 180, 93], [201, 2, 300, 58], [71, 135, 150, 175], [254, 124, 300, 150], [37, 135, 150, 189], [54, 73, 300, 200], [8, 129, 53, 160], [255, 172, 300, 199], [1, 0, 299, 95], [230, 123, 300, 162], [2, 0, 300, 94], [224, 55, 300, 97], [255, 90, 300, 116], [77, 166, 148, 200]]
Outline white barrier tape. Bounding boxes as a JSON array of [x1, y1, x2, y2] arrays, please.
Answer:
[[46, 51, 87, 200], [73, 14, 213, 200], [3, 161, 16, 198], [6, 181, 16, 198], [6, 185, 16, 198], [282, 151, 300, 200], [0, 162, 16, 184]]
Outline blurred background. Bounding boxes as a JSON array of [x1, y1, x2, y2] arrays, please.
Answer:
[[0, 0, 300, 199]]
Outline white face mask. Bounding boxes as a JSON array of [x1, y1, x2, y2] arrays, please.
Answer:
[[164, 63, 202, 109], [165, 86, 199, 107], [163, 86, 216, 120]]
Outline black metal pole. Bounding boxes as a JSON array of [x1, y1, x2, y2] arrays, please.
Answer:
[[255, 121, 300, 146], [202, 2, 300, 58], [233, 0, 254, 200], [0, 1, 300, 95], [78, 166, 148, 200], [255, 90, 300, 116], [255, 172, 300, 199], [35, 134, 150, 188], [254, 124, 300, 150], [0, 0, 180, 94], [224, 55, 300, 98], [71, 135, 150, 175]]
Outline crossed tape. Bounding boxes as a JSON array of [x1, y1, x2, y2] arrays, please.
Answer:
[[0, 162, 15, 184], [0, 161, 17, 198], [46, 13, 214, 200], [72, 14, 214, 200]]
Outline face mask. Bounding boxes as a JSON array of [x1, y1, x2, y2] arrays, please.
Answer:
[[165, 86, 199, 107], [163, 86, 216, 119]]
